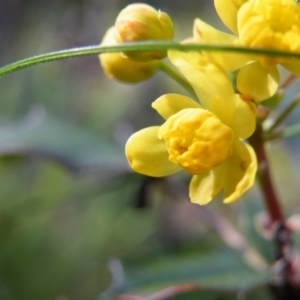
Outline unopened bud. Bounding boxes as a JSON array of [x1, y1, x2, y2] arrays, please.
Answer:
[[115, 3, 174, 61], [99, 27, 159, 83]]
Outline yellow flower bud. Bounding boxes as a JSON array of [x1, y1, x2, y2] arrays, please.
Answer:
[[158, 108, 234, 175], [99, 27, 159, 83], [115, 3, 174, 61]]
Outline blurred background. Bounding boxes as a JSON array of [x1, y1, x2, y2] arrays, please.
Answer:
[[1, 0, 300, 299]]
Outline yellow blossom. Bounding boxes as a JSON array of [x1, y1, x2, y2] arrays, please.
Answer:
[[238, 0, 300, 68], [99, 27, 159, 83], [115, 3, 174, 61], [125, 52, 257, 205], [193, 0, 300, 102]]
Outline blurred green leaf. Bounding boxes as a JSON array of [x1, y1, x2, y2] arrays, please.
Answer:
[[0, 159, 154, 300], [0, 111, 127, 173], [166, 287, 272, 300], [123, 246, 269, 295], [235, 199, 273, 263]]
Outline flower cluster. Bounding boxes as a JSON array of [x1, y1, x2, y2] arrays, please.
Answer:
[[99, 0, 300, 205], [126, 51, 257, 204], [194, 0, 300, 101]]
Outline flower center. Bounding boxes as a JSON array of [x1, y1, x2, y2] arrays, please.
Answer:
[[238, 0, 300, 68], [158, 108, 234, 174]]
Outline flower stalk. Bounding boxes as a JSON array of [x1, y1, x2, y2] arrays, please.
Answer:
[[248, 122, 300, 297], [249, 122, 284, 224], [158, 61, 196, 97], [1, 43, 300, 78], [266, 95, 300, 135]]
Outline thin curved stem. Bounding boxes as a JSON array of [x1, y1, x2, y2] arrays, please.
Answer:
[[1, 42, 300, 77], [282, 123, 300, 139], [266, 94, 300, 134], [158, 61, 196, 97]]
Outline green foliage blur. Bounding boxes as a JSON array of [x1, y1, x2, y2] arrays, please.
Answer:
[[1, 1, 300, 299]]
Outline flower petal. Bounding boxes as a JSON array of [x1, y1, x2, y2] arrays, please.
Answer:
[[223, 140, 257, 203], [189, 166, 224, 205], [230, 94, 256, 139], [193, 19, 254, 71], [152, 93, 201, 120], [282, 59, 300, 76], [125, 126, 181, 177], [214, 0, 248, 34], [168, 50, 235, 126], [237, 62, 279, 102]]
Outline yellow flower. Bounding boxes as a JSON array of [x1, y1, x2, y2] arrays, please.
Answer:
[[99, 27, 159, 83], [238, 0, 300, 68], [193, 0, 300, 101], [125, 51, 257, 205], [115, 3, 174, 61]]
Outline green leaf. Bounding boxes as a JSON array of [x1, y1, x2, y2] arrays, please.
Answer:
[[123, 247, 269, 294], [166, 287, 272, 300], [0, 160, 154, 300], [0, 113, 127, 173]]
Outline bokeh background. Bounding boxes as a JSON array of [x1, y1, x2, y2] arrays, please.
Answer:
[[1, 1, 300, 299]]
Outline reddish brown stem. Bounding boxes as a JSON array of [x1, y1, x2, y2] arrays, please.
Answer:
[[280, 74, 296, 89], [248, 123, 300, 299], [249, 123, 284, 224]]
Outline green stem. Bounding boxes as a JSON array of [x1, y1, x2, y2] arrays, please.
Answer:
[[283, 122, 300, 138], [158, 61, 196, 97], [266, 94, 300, 134], [1, 42, 300, 78]]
